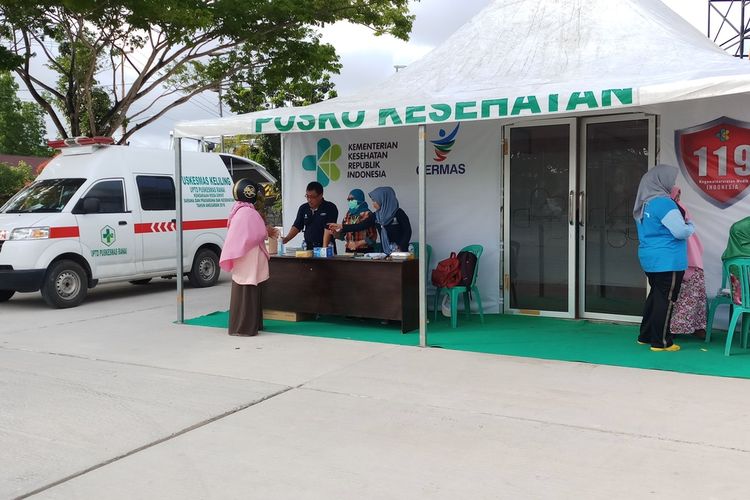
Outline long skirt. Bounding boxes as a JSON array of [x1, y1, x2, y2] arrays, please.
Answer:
[[670, 268, 707, 335], [228, 281, 263, 336]]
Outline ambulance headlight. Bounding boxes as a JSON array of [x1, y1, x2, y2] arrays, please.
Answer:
[[10, 227, 50, 240]]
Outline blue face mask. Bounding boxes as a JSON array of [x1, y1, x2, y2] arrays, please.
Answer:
[[348, 200, 359, 211]]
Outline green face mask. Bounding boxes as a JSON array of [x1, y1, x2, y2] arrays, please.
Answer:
[[348, 200, 359, 211]]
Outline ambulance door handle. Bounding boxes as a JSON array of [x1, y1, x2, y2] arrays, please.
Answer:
[[118, 221, 127, 226]]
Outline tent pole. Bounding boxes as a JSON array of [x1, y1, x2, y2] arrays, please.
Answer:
[[418, 125, 427, 348], [174, 137, 185, 323]]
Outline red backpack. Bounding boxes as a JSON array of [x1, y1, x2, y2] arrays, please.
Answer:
[[431, 252, 462, 288]]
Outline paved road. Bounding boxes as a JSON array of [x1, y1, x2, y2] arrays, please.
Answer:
[[2, 276, 750, 499]]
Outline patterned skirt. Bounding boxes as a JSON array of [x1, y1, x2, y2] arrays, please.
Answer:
[[670, 268, 707, 334]]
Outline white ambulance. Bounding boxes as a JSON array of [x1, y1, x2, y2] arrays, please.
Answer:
[[0, 138, 275, 308]]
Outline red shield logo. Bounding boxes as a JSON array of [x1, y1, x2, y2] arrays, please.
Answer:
[[675, 117, 750, 208]]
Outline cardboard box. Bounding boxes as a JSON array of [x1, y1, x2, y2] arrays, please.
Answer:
[[263, 310, 314, 322]]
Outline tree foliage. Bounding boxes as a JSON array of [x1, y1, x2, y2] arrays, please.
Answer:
[[0, 0, 414, 144], [0, 71, 50, 156], [0, 160, 33, 205], [49, 35, 115, 137]]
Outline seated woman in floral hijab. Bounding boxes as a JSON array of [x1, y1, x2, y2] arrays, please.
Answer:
[[328, 186, 412, 255], [324, 188, 378, 253], [219, 179, 271, 337]]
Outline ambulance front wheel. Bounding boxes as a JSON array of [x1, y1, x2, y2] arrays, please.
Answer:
[[41, 260, 88, 308], [188, 248, 220, 288], [0, 290, 15, 302]]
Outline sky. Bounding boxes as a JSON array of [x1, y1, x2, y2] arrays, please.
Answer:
[[21, 0, 720, 150]]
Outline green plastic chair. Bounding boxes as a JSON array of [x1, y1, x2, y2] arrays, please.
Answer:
[[433, 244, 484, 328], [706, 260, 733, 343], [706, 257, 750, 356], [409, 241, 432, 274]]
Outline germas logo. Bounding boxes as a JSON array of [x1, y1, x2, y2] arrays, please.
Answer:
[[419, 123, 466, 176], [431, 123, 460, 161], [302, 138, 341, 187]]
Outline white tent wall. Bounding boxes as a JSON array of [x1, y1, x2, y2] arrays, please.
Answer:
[[282, 122, 502, 313], [650, 93, 750, 299], [280, 92, 750, 320]]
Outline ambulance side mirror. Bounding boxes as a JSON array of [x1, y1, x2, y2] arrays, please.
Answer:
[[74, 197, 101, 214]]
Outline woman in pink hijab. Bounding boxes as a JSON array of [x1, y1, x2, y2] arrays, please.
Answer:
[[220, 179, 272, 336], [669, 186, 706, 339]]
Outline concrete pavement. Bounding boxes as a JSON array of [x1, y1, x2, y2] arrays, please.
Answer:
[[1, 276, 749, 499]]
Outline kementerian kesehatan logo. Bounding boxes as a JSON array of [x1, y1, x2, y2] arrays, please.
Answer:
[[302, 138, 341, 187], [100, 225, 116, 247], [430, 123, 460, 162]]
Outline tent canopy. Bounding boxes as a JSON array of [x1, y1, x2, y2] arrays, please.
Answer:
[[174, 0, 750, 138]]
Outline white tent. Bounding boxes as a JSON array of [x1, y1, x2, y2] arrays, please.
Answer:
[[174, 0, 750, 138], [173, 0, 750, 343]]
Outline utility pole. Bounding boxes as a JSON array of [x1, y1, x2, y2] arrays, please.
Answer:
[[121, 51, 126, 137], [218, 85, 224, 154], [118, 48, 133, 140]]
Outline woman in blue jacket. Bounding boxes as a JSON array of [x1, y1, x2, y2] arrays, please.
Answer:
[[633, 164, 694, 352]]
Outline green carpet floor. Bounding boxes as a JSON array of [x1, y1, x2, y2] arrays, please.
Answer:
[[185, 312, 750, 379]]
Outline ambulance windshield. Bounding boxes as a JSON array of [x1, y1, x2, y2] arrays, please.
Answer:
[[2, 178, 86, 213]]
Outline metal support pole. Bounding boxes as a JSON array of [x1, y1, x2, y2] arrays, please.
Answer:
[[418, 125, 427, 348], [175, 137, 185, 323], [218, 87, 225, 153]]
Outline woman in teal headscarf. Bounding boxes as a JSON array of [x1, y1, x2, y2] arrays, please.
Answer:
[[324, 188, 378, 253]]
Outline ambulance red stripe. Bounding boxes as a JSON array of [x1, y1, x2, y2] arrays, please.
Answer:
[[134, 219, 227, 234], [183, 219, 228, 230], [49, 226, 80, 238]]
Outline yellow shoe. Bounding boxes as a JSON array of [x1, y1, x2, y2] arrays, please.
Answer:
[[637, 340, 649, 345], [650, 344, 681, 352]]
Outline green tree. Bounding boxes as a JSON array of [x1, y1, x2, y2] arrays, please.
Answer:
[[223, 58, 340, 205], [48, 36, 115, 137], [0, 71, 50, 156], [0, 0, 414, 144], [0, 160, 33, 205]]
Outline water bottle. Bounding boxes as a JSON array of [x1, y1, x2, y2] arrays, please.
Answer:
[[408, 243, 415, 254], [327, 241, 334, 257], [301, 241, 307, 251]]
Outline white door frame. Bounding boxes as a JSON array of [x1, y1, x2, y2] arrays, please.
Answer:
[[578, 113, 656, 323], [503, 117, 578, 319]]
